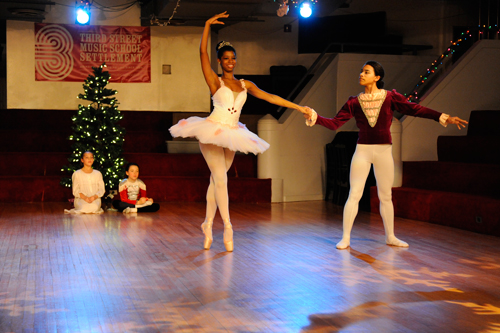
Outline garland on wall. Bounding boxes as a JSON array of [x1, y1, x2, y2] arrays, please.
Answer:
[[150, 0, 182, 26], [405, 24, 499, 103]]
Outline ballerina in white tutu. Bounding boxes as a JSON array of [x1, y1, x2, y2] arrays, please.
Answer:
[[169, 11, 310, 252]]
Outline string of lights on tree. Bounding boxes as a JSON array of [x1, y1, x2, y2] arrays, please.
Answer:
[[61, 63, 127, 190], [406, 24, 499, 103]]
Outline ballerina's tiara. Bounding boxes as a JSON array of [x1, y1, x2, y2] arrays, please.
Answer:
[[217, 41, 233, 50]]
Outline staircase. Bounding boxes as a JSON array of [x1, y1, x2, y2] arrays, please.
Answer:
[[0, 109, 271, 203], [371, 110, 500, 236]]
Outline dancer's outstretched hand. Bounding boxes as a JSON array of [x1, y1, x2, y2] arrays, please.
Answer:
[[296, 105, 312, 117], [446, 116, 468, 130], [206, 11, 229, 25], [301, 106, 314, 120]]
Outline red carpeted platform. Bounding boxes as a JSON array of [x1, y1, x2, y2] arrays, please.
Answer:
[[371, 162, 500, 236], [371, 110, 500, 236], [1, 109, 271, 203]]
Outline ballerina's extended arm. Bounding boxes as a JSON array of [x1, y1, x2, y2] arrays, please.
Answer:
[[245, 80, 310, 115], [200, 11, 228, 96]]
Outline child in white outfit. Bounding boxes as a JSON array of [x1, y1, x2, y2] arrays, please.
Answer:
[[64, 151, 104, 214]]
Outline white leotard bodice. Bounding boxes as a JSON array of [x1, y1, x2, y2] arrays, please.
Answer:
[[207, 78, 247, 128]]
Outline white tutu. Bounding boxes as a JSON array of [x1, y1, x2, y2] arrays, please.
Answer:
[[169, 116, 269, 155], [170, 77, 270, 154]]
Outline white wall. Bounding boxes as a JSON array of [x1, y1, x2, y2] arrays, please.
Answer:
[[402, 40, 500, 161], [7, 21, 209, 112], [6, 0, 477, 111], [217, 17, 318, 75], [7, 0, 209, 112], [258, 56, 339, 202]]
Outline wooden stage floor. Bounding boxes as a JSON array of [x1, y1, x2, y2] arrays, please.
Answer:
[[0, 201, 499, 333]]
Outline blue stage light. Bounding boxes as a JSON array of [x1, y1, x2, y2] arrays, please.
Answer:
[[300, 2, 312, 18], [76, 2, 91, 25]]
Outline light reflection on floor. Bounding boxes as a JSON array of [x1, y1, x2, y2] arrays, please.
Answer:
[[0, 201, 499, 332]]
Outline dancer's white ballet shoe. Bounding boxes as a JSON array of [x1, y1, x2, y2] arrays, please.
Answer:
[[386, 236, 409, 247], [336, 238, 350, 250], [201, 219, 214, 250], [223, 219, 233, 252]]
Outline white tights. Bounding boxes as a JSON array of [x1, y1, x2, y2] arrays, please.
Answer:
[[336, 144, 408, 249], [199, 142, 236, 222]]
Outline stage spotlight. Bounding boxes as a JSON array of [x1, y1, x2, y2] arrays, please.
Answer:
[[299, 2, 312, 18], [76, 9, 90, 24], [75, 1, 91, 25]]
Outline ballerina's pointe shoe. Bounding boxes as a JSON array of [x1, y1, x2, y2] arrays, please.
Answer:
[[336, 238, 350, 250], [201, 219, 214, 250], [386, 236, 409, 248], [223, 219, 233, 252]]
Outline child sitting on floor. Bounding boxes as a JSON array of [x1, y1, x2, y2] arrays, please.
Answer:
[[64, 151, 105, 214], [113, 163, 160, 213]]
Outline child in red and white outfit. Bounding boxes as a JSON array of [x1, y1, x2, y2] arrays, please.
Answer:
[[113, 163, 160, 213]]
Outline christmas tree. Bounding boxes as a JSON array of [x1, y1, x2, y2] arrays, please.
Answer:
[[61, 63, 126, 190]]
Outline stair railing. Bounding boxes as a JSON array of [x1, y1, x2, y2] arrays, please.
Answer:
[[405, 24, 499, 104], [275, 42, 339, 117]]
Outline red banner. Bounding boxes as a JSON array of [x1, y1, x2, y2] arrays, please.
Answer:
[[35, 24, 151, 83]]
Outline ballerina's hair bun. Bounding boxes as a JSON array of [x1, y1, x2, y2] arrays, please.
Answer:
[[216, 41, 236, 59]]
